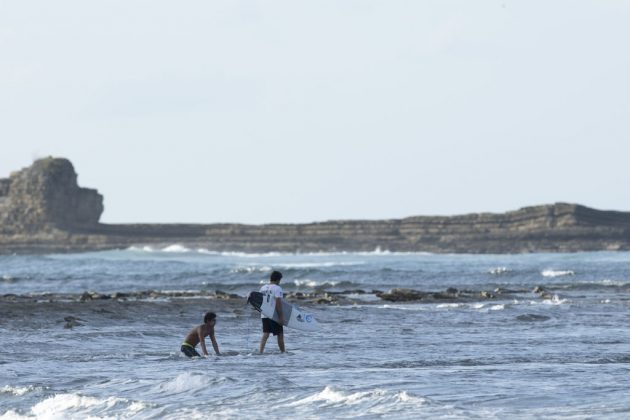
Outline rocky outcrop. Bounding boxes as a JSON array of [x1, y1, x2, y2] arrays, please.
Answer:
[[2, 158, 630, 254], [375, 287, 503, 302], [0, 157, 103, 234]]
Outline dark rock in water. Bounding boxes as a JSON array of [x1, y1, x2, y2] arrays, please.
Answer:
[[341, 289, 367, 295], [0, 286, 558, 308], [215, 290, 240, 299], [532, 286, 557, 300], [376, 288, 427, 302], [516, 314, 551, 322], [494, 287, 523, 294], [63, 316, 86, 329], [80, 291, 110, 301], [316, 297, 334, 304]]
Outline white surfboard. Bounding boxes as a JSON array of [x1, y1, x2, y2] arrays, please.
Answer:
[[247, 291, 319, 332]]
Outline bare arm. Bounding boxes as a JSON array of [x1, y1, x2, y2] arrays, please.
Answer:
[[197, 326, 209, 356], [209, 328, 220, 355], [275, 297, 284, 324]]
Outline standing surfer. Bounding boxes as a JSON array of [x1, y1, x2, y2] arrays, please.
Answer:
[[259, 270, 285, 353]]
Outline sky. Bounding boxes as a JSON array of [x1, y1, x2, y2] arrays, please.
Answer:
[[1, 1, 629, 224]]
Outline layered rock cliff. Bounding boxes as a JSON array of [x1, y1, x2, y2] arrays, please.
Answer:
[[0, 158, 103, 233], [2, 158, 630, 254]]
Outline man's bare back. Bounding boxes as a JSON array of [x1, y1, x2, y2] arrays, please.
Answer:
[[181, 312, 221, 357], [184, 324, 213, 347]]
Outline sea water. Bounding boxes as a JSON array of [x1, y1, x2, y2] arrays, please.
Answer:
[[1, 248, 630, 419]]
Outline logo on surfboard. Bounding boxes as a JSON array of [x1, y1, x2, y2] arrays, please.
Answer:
[[296, 314, 314, 323]]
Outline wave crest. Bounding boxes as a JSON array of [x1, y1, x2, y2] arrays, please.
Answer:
[[288, 386, 428, 409], [4, 393, 147, 419], [542, 270, 575, 277], [1, 385, 39, 396]]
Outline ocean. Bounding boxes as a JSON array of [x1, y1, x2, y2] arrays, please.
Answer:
[[1, 247, 630, 419]]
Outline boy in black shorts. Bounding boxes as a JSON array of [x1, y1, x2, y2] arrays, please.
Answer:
[[259, 271, 285, 353], [181, 312, 221, 357]]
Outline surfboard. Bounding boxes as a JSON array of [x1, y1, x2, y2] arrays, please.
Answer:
[[247, 291, 319, 332]]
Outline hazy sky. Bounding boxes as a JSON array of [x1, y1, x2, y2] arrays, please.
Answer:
[[1, 1, 629, 224]]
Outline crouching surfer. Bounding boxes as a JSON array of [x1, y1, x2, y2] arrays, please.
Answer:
[[181, 312, 221, 357]]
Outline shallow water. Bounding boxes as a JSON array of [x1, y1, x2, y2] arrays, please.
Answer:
[[1, 248, 630, 418]]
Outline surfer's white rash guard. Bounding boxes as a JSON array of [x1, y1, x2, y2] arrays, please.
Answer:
[[259, 283, 284, 319]]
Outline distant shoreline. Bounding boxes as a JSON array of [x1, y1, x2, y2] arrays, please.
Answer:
[[2, 158, 630, 255]]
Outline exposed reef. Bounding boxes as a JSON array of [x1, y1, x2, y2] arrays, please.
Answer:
[[0, 285, 546, 307], [2, 157, 630, 254]]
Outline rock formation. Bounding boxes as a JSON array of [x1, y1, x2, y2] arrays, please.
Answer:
[[2, 157, 630, 254], [0, 157, 103, 233]]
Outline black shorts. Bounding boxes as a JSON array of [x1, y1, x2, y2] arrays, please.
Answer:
[[262, 318, 283, 336], [181, 345, 201, 358]]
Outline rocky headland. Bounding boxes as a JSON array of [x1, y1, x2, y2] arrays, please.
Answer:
[[2, 157, 630, 255]]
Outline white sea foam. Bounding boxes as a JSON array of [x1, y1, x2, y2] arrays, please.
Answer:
[[542, 269, 575, 277], [32, 393, 110, 415], [203, 251, 285, 258], [167, 407, 212, 419], [293, 279, 340, 288], [378, 304, 429, 311], [0, 411, 26, 420], [439, 302, 507, 312], [276, 261, 365, 268], [529, 294, 569, 305], [229, 265, 273, 274], [600, 279, 626, 286], [127, 245, 156, 252], [1, 385, 38, 396], [233, 261, 361, 271], [126, 244, 196, 254], [157, 372, 214, 394], [161, 244, 191, 253], [1, 393, 146, 420], [489, 267, 510, 275], [285, 386, 428, 413], [344, 293, 381, 302], [436, 303, 463, 309], [357, 247, 433, 256], [546, 294, 568, 305], [195, 248, 221, 255], [124, 245, 430, 258]]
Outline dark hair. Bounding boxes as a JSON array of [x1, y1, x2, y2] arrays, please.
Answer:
[[270, 270, 283, 282], [204, 312, 216, 323]]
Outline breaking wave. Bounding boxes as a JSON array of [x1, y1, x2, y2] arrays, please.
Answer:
[[125, 245, 432, 258], [542, 269, 575, 277], [0, 393, 146, 419], [283, 386, 430, 415], [0, 385, 41, 396], [488, 267, 511, 275]]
